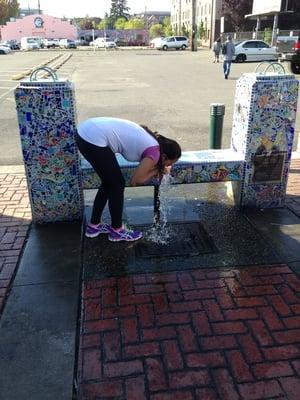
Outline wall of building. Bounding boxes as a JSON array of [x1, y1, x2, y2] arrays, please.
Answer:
[[171, 0, 223, 45], [0, 14, 77, 42]]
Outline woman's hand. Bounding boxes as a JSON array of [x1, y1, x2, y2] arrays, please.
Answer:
[[164, 166, 172, 174], [130, 157, 158, 186]]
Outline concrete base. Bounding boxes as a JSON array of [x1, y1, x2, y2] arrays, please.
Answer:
[[0, 223, 81, 400]]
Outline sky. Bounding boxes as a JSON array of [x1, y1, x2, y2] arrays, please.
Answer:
[[19, 0, 172, 18]]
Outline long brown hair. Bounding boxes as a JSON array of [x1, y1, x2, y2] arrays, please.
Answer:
[[141, 125, 181, 174]]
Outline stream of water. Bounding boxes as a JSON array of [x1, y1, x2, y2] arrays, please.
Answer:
[[145, 174, 176, 245]]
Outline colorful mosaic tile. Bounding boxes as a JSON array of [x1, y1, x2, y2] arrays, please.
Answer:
[[15, 79, 83, 223], [80, 150, 244, 189], [231, 72, 299, 208]]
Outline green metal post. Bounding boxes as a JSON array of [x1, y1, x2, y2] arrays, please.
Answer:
[[209, 103, 225, 149]]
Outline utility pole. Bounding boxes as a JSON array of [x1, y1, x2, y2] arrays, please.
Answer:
[[179, 0, 182, 35], [191, 0, 197, 51], [37, 0, 41, 14]]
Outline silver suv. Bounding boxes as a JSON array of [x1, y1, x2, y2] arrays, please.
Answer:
[[155, 36, 189, 51]]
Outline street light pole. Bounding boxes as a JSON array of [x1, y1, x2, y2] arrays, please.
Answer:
[[191, 0, 197, 51]]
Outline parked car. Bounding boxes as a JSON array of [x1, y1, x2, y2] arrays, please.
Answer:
[[149, 37, 165, 48], [1, 40, 19, 50], [276, 35, 300, 75], [59, 39, 77, 49], [233, 40, 278, 62], [89, 37, 116, 49], [0, 44, 12, 54], [75, 39, 89, 46], [154, 36, 189, 51], [42, 38, 59, 48], [20, 37, 41, 50]]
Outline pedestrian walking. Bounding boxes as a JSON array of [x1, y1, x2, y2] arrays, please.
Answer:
[[212, 37, 222, 63], [222, 35, 235, 79], [76, 117, 181, 242]]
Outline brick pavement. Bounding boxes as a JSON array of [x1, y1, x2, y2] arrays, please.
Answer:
[[0, 171, 31, 315], [77, 265, 300, 400]]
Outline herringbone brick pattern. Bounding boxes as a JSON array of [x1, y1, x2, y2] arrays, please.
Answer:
[[78, 264, 300, 400], [0, 173, 31, 314]]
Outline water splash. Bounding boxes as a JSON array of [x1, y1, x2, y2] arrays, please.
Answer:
[[145, 174, 176, 245]]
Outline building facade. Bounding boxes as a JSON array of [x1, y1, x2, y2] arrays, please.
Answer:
[[0, 14, 77, 42], [171, 0, 223, 46], [134, 11, 171, 27]]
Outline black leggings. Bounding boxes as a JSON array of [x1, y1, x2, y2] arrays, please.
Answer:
[[76, 134, 125, 228]]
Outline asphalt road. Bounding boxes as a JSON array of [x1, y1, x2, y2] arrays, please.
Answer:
[[1, 48, 300, 165]]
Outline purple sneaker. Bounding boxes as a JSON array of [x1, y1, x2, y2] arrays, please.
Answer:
[[108, 226, 143, 242], [85, 223, 110, 238]]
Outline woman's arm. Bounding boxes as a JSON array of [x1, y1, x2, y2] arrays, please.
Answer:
[[130, 157, 158, 186]]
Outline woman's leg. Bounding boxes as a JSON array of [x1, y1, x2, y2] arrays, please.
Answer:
[[76, 134, 124, 228]]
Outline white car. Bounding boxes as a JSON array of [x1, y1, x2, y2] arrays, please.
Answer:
[[233, 40, 278, 63], [90, 38, 116, 49], [149, 37, 165, 48], [0, 44, 12, 54], [42, 38, 59, 48], [154, 36, 189, 51]]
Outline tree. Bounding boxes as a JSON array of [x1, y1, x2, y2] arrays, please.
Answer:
[[149, 23, 164, 39], [162, 17, 173, 36], [222, 0, 252, 32], [0, 0, 19, 25], [109, 0, 130, 25], [197, 21, 205, 40], [115, 17, 126, 29], [182, 24, 189, 37], [124, 18, 145, 29]]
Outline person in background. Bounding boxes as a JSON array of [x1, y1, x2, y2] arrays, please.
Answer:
[[212, 37, 222, 63], [222, 35, 235, 79], [76, 117, 181, 242]]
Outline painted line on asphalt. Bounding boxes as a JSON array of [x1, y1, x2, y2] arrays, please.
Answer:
[[0, 86, 16, 100]]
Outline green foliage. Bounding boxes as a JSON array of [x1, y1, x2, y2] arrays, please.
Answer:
[[115, 17, 126, 29], [124, 18, 145, 29], [109, 0, 130, 24], [263, 27, 272, 45], [197, 21, 205, 39], [97, 19, 108, 29], [149, 23, 164, 39], [162, 17, 173, 36], [182, 24, 189, 37], [0, 0, 19, 25]]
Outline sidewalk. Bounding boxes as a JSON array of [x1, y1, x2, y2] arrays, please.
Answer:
[[1, 158, 300, 399], [0, 167, 31, 315]]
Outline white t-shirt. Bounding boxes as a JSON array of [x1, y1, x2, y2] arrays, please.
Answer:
[[78, 117, 159, 162]]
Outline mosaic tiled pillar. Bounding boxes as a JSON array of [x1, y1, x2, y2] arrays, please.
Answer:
[[231, 73, 299, 208], [15, 79, 83, 223]]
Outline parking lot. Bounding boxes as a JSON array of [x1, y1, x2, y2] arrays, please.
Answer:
[[1, 48, 300, 165]]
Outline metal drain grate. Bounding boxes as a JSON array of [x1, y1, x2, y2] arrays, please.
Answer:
[[135, 222, 217, 259]]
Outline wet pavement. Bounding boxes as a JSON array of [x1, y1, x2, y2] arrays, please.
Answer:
[[83, 190, 282, 280], [1, 159, 300, 399]]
